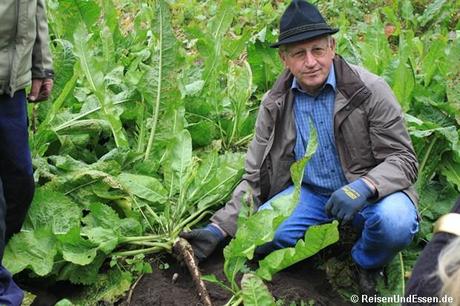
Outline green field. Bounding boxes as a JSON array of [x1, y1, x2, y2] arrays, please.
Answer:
[[7, 0, 460, 304]]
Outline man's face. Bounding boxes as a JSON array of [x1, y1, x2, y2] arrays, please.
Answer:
[[279, 36, 336, 94]]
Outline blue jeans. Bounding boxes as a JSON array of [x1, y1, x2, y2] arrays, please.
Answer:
[[0, 266, 23, 306], [0, 179, 5, 260], [258, 184, 419, 269], [0, 91, 34, 242]]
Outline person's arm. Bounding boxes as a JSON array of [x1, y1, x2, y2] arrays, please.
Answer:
[[362, 78, 418, 200], [404, 197, 460, 303], [29, 0, 54, 102], [210, 99, 275, 236], [181, 93, 276, 262]]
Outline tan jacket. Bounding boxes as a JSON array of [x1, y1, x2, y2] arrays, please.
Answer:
[[211, 55, 419, 236], [0, 0, 53, 96]]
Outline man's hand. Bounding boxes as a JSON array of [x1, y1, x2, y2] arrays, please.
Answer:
[[179, 224, 225, 262], [325, 178, 374, 223], [28, 78, 53, 102]]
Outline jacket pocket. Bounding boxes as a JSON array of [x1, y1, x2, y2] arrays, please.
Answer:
[[340, 108, 375, 167], [246, 134, 268, 170], [268, 158, 293, 198]]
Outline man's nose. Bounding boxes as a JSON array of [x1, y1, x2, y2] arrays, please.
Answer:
[[303, 52, 317, 67]]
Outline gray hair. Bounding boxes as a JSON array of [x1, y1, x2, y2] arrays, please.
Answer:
[[437, 236, 460, 305]]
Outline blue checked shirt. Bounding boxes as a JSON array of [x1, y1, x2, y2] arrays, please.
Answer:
[[292, 63, 349, 195]]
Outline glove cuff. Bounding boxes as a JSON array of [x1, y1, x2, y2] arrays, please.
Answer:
[[205, 224, 225, 241], [349, 178, 373, 200]]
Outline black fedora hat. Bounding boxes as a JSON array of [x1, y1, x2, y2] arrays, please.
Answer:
[[271, 0, 339, 48]]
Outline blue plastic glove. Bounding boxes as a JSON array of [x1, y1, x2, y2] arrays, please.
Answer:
[[325, 179, 374, 224], [180, 224, 225, 262]]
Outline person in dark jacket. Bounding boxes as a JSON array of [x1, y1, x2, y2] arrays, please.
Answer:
[[0, 0, 54, 304], [404, 197, 460, 306], [181, 0, 419, 294]]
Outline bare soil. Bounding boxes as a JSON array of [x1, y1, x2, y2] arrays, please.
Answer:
[[127, 248, 352, 306], [21, 229, 360, 305]]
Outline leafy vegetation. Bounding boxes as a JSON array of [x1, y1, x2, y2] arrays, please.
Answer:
[[203, 124, 340, 305], [5, 0, 459, 304]]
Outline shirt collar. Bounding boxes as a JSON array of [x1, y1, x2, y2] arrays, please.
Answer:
[[291, 63, 336, 94]]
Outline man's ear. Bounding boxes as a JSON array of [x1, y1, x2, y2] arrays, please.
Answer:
[[279, 50, 288, 68], [330, 38, 337, 55]]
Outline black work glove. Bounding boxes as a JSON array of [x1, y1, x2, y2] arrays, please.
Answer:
[[179, 224, 225, 262]]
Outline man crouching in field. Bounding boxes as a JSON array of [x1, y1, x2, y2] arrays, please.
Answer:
[[181, 0, 419, 295]]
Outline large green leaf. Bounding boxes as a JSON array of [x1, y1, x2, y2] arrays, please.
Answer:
[[48, 168, 123, 202], [226, 61, 254, 144], [82, 201, 142, 236], [446, 38, 460, 125], [84, 227, 119, 255], [57, 253, 106, 285], [400, 0, 415, 27], [418, 0, 450, 27], [201, 0, 236, 84], [241, 273, 275, 306], [186, 151, 244, 209], [4, 228, 57, 276], [421, 38, 447, 86], [33, 40, 77, 148], [291, 120, 318, 204], [223, 122, 317, 287], [117, 172, 168, 204], [143, 0, 179, 159], [48, 0, 100, 40], [225, 199, 293, 261], [73, 24, 129, 148], [247, 39, 283, 92], [55, 299, 74, 306], [392, 58, 415, 111], [208, 0, 235, 40], [188, 120, 217, 147], [82, 202, 122, 229], [57, 227, 98, 266], [406, 114, 458, 190], [22, 188, 81, 234], [376, 253, 405, 305], [256, 222, 339, 281], [223, 255, 247, 293], [227, 61, 252, 109], [101, 0, 120, 35], [162, 130, 193, 195], [66, 267, 132, 303], [118, 218, 144, 237], [441, 159, 460, 191], [357, 14, 392, 75]]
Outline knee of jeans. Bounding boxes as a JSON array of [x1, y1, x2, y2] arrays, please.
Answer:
[[366, 210, 418, 249], [272, 227, 301, 249]]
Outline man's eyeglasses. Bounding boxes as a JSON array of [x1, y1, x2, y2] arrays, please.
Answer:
[[285, 43, 330, 60]]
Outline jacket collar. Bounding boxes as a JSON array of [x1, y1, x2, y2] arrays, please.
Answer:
[[265, 55, 369, 115], [333, 55, 366, 99], [268, 55, 365, 99]]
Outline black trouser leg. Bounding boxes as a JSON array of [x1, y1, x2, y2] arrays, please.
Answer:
[[0, 91, 34, 243]]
